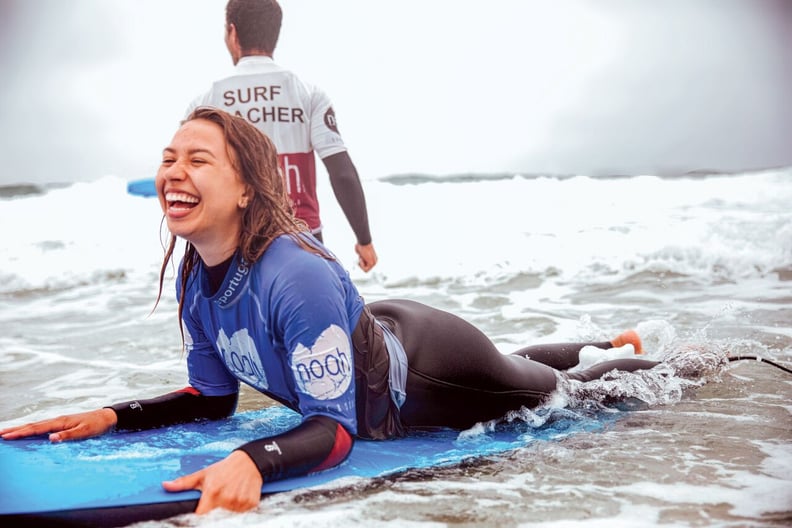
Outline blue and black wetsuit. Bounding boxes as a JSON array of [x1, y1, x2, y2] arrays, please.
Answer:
[[110, 235, 657, 486], [367, 299, 657, 430]]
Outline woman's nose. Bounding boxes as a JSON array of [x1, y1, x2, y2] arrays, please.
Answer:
[[162, 160, 186, 181]]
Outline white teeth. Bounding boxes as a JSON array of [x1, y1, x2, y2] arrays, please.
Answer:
[[165, 192, 199, 203]]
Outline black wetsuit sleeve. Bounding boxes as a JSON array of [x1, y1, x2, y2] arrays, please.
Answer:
[[235, 415, 353, 482], [106, 387, 238, 431], [322, 151, 372, 245]]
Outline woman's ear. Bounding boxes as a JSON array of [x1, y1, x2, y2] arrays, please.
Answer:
[[238, 187, 252, 209]]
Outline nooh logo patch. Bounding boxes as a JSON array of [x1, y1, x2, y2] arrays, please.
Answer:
[[291, 324, 352, 400]]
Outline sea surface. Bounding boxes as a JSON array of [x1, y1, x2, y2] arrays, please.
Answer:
[[1, 168, 791, 527]]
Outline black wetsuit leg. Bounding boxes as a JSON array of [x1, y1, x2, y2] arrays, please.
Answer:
[[511, 341, 612, 369], [511, 342, 659, 382], [368, 299, 658, 430]]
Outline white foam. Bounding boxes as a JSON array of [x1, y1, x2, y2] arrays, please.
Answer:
[[569, 344, 636, 372], [3, 171, 790, 296]]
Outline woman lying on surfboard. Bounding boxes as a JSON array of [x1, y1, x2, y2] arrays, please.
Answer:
[[0, 107, 658, 514]]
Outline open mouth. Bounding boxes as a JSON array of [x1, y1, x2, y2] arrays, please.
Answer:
[[165, 191, 199, 210]]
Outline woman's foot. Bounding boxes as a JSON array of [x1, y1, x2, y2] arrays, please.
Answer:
[[610, 330, 643, 355]]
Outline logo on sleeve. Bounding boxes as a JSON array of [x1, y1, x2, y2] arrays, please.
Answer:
[[216, 328, 268, 389], [323, 107, 340, 134], [291, 324, 352, 400]]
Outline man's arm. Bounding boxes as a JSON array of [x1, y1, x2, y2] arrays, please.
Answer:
[[322, 151, 378, 271]]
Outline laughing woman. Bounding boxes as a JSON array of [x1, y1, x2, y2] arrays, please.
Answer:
[[0, 108, 657, 514]]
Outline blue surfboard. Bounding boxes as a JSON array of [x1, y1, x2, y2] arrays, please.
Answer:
[[0, 406, 615, 527], [127, 178, 157, 197]]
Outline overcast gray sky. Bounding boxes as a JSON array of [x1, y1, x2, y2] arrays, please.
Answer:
[[1, 0, 790, 185]]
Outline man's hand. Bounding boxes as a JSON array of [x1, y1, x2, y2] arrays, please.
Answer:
[[355, 242, 378, 272]]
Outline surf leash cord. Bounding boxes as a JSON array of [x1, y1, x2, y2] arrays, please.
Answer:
[[727, 355, 792, 375]]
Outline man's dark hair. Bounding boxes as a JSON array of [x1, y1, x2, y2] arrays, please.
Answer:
[[226, 0, 283, 53]]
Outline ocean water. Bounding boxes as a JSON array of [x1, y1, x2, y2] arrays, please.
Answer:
[[1, 168, 791, 527]]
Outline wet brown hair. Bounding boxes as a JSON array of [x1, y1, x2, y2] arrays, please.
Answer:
[[155, 107, 326, 342]]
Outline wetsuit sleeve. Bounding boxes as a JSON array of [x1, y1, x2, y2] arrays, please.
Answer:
[[236, 415, 353, 482], [323, 151, 372, 246], [108, 387, 238, 431]]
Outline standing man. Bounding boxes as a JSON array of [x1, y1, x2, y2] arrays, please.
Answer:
[[186, 0, 378, 272]]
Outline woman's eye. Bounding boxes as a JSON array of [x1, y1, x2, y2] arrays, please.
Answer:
[[161, 158, 175, 165], [191, 158, 206, 165]]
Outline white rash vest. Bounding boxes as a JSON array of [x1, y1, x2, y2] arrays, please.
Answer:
[[186, 56, 347, 231]]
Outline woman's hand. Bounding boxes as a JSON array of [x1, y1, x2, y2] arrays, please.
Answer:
[[0, 408, 118, 442], [162, 450, 263, 514]]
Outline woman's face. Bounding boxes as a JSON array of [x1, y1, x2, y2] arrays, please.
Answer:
[[155, 119, 249, 263]]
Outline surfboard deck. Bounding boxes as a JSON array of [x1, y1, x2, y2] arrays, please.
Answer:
[[0, 406, 614, 527]]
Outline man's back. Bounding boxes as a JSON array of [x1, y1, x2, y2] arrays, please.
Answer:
[[185, 0, 378, 271], [187, 57, 346, 232]]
